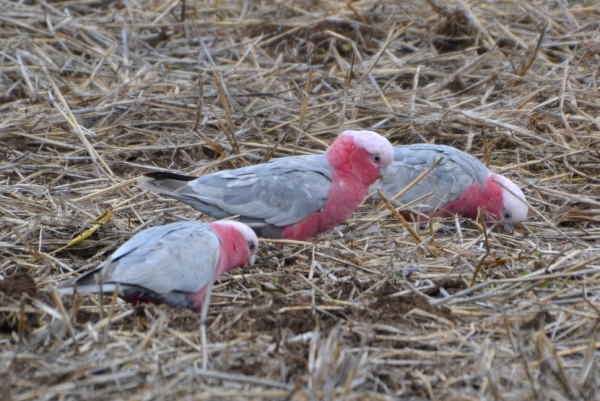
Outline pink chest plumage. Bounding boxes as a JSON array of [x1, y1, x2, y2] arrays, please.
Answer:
[[281, 141, 380, 241], [281, 173, 369, 241], [435, 175, 504, 220], [187, 224, 251, 311]]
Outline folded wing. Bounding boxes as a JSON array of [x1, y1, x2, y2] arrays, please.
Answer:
[[139, 155, 333, 228], [58, 222, 220, 294], [378, 144, 490, 212]]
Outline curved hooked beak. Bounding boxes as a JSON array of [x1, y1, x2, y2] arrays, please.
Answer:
[[245, 254, 256, 267]]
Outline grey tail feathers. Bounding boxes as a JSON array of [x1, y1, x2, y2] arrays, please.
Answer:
[[144, 171, 197, 182], [55, 267, 122, 296], [138, 171, 197, 194]]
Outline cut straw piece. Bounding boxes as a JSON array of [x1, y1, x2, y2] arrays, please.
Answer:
[[49, 210, 112, 255], [71, 178, 139, 202], [43, 67, 115, 180]]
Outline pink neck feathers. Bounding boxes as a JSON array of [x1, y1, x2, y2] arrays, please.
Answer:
[[209, 223, 251, 276], [281, 137, 380, 241], [436, 174, 504, 221]]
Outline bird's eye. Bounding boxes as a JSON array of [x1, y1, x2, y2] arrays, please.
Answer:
[[248, 241, 256, 251], [371, 154, 381, 164], [503, 210, 511, 219]]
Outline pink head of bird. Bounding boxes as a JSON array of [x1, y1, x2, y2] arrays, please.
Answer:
[[210, 220, 259, 266], [334, 130, 395, 169], [492, 175, 528, 231]]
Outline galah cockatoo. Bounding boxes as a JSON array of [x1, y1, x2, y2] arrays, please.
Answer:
[[57, 220, 258, 312], [374, 144, 528, 231], [138, 130, 394, 241]]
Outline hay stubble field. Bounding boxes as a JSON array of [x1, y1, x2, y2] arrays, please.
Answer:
[[1, 0, 600, 400]]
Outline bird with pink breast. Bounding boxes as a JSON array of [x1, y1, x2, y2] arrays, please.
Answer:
[[138, 130, 395, 241], [373, 144, 528, 232], [57, 220, 258, 312]]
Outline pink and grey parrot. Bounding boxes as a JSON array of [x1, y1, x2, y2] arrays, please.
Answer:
[[57, 220, 258, 312], [374, 144, 528, 230], [138, 130, 394, 241]]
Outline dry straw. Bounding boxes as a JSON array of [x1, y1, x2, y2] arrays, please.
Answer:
[[1, 0, 600, 399]]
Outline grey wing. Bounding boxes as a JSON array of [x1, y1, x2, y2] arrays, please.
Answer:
[[177, 155, 333, 227], [378, 145, 489, 212], [102, 221, 220, 294]]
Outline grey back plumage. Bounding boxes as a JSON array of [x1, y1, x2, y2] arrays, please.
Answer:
[[58, 221, 221, 295], [376, 144, 491, 213], [139, 155, 333, 230]]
